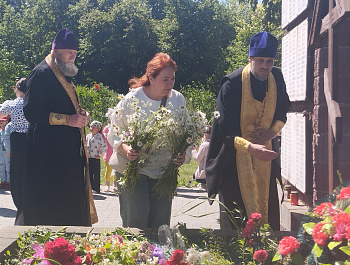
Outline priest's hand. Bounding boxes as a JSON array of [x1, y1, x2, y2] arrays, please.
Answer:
[[69, 113, 89, 128], [249, 128, 277, 145], [118, 143, 139, 161], [247, 143, 278, 161]]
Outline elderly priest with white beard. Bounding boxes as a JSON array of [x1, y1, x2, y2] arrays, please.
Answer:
[[22, 28, 97, 226]]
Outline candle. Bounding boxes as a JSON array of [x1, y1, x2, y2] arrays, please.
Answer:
[[290, 191, 299, 205]]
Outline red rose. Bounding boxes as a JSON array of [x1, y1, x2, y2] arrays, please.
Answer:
[[250, 213, 262, 220], [165, 249, 184, 265], [337, 186, 350, 200], [44, 237, 80, 264], [94, 84, 100, 90], [312, 222, 330, 246], [278, 236, 300, 256], [254, 249, 268, 262]]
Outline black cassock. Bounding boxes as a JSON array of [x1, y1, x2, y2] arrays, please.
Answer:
[[22, 59, 90, 226], [206, 67, 291, 230]]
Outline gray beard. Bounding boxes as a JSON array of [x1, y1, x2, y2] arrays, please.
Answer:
[[55, 58, 79, 77]]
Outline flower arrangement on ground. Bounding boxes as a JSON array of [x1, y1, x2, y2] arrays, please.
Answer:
[[4, 226, 215, 265], [153, 108, 207, 196], [273, 181, 350, 265], [107, 93, 169, 192]]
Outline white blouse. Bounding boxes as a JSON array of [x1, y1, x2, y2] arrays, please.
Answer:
[[86, 132, 108, 159]]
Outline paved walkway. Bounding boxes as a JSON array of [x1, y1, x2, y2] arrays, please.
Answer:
[[0, 186, 220, 230]]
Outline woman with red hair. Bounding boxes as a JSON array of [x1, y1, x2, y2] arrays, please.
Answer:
[[108, 53, 190, 228]]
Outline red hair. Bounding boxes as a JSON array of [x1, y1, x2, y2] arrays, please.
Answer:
[[128, 53, 177, 88]]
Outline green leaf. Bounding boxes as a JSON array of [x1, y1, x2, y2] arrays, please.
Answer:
[[343, 205, 350, 214], [303, 222, 316, 235], [272, 251, 282, 262], [339, 246, 350, 255], [328, 241, 342, 250], [313, 243, 323, 258], [291, 252, 303, 265]]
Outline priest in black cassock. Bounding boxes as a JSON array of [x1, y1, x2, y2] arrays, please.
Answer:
[[22, 28, 97, 226], [206, 31, 291, 231]]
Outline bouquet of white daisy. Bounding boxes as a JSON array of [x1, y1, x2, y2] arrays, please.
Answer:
[[154, 107, 207, 196], [108, 94, 169, 192]]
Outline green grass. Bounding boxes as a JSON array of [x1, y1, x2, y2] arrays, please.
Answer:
[[100, 158, 199, 188], [178, 159, 199, 187]]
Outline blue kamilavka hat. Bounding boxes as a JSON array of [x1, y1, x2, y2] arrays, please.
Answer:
[[51, 28, 78, 51], [249, 31, 278, 58]]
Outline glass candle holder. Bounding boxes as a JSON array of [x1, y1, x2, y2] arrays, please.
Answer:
[[290, 191, 299, 205], [283, 185, 292, 201]]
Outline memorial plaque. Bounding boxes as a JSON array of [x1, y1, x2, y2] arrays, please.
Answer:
[[281, 113, 306, 193], [282, 0, 309, 29], [282, 19, 308, 101]]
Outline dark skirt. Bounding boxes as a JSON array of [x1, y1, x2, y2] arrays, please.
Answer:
[[10, 132, 27, 224]]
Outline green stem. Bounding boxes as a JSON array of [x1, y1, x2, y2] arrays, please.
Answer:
[[31, 257, 62, 265]]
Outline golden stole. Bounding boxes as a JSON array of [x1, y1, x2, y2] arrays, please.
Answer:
[[45, 54, 98, 225], [236, 64, 276, 224]]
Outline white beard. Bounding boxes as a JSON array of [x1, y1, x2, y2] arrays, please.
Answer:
[[55, 58, 79, 77]]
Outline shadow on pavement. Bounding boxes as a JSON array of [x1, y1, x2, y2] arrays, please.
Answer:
[[176, 188, 207, 194], [0, 207, 16, 218], [92, 194, 107, 200]]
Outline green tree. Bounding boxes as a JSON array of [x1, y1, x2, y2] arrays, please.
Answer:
[[72, 0, 159, 94], [225, 2, 283, 78], [156, 0, 236, 92]]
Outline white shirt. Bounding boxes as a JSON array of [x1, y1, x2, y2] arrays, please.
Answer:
[[107, 87, 191, 179]]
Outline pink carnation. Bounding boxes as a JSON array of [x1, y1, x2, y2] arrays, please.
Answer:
[[250, 213, 262, 220], [278, 236, 300, 256], [254, 249, 268, 262], [242, 219, 255, 238]]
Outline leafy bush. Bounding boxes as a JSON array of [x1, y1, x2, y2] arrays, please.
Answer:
[[179, 83, 217, 125], [76, 83, 119, 126]]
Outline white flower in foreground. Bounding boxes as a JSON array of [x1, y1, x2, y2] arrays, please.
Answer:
[[187, 251, 200, 264], [128, 135, 134, 142], [118, 94, 125, 100], [89, 248, 98, 255], [188, 248, 199, 255], [137, 141, 143, 147], [186, 137, 192, 144], [103, 258, 110, 265], [214, 111, 220, 119], [200, 251, 211, 261]]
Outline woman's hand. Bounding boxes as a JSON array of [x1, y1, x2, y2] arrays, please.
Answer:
[[118, 143, 139, 161], [173, 152, 186, 169]]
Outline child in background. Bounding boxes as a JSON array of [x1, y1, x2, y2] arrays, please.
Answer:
[[191, 125, 211, 191], [0, 116, 11, 189], [86, 121, 107, 194], [102, 124, 117, 192]]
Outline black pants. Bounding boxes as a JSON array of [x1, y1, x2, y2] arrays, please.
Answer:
[[89, 158, 100, 193], [10, 132, 27, 224]]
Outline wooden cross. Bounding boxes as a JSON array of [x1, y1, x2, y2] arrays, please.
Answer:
[[309, 0, 350, 193]]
